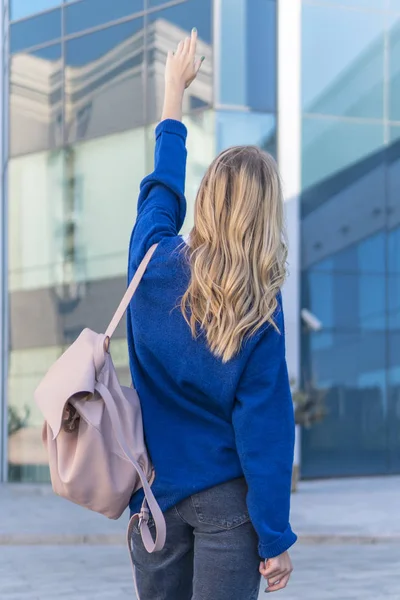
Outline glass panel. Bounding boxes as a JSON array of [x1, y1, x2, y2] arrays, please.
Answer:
[[388, 275, 400, 329], [10, 0, 61, 21], [216, 111, 276, 157], [388, 228, 400, 275], [219, 0, 276, 111], [302, 4, 384, 118], [8, 149, 64, 482], [306, 0, 385, 7], [388, 332, 400, 472], [183, 111, 215, 231], [301, 330, 388, 477], [65, 19, 145, 144], [10, 44, 62, 157], [302, 117, 384, 191], [304, 271, 386, 331], [65, 0, 144, 35], [8, 128, 147, 481], [10, 8, 62, 53], [388, 128, 400, 276], [146, 1, 212, 123], [389, 15, 400, 120], [148, 0, 183, 5]]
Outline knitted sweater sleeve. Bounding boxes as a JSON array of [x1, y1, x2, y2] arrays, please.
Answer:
[[232, 295, 297, 559], [128, 119, 187, 272]]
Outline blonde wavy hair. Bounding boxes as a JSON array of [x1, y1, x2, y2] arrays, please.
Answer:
[[181, 145, 288, 363]]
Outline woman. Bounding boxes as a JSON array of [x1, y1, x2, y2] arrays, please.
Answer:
[[127, 29, 296, 600]]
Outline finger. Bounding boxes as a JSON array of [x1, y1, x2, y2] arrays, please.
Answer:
[[260, 563, 281, 578], [183, 36, 191, 54], [268, 570, 288, 586], [176, 40, 184, 55], [190, 27, 198, 57], [265, 573, 291, 593], [194, 55, 205, 73]]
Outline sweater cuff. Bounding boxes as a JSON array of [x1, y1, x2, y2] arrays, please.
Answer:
[[258, 525, 297, 559], [156, 119, 187, 142]]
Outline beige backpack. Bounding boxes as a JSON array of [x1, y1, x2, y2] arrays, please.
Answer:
[[34, 244, 166, 560]]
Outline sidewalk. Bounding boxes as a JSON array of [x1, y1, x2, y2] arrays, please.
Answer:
[[1, 475, 399, 544]]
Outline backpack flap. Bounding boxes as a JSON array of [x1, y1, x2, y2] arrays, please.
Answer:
[[34, 328, 107, 440]]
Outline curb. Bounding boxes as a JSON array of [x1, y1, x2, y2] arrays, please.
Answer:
[[298, 534, 400, 545], [0, 534, 126, 546], [1, 533, 400, 546]]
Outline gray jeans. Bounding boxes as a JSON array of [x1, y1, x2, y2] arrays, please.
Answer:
[[130, 478, 262, 600]]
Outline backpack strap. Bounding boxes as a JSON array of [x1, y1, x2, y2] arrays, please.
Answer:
[[105, 244, 158, 342], [95, 378, 166, 554]]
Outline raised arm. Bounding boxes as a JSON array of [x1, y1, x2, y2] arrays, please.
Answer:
[[128, 29, 204, 272]]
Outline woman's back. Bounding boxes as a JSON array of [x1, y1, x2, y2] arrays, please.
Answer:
[[129, 236, 250, 508], [127, 28, 296, 599], [127, 120, 295, 562]]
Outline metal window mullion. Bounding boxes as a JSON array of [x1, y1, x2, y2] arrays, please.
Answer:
[[0, 0, 10, 483], [277, 0, 302, 475], [61, 1, 66, 147]]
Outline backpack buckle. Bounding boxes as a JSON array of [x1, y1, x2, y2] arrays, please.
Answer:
[[138, 507, 150, 529]]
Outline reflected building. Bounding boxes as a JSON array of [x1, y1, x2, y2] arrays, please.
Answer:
[[0, 0, 399, 482], [0, 0, 276, 482], [300, 1, 400, 476]]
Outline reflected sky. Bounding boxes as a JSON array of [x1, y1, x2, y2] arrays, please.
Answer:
[[65, 0, 144, 35], [302, 4, 385, 118], [216, 111, 276, 156], [10, 8, 61, 53], [219, 0, 276, 111], [10, 0, 60, 21]]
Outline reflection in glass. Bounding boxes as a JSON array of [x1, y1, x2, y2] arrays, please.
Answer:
[[216, 111, 276, 157], [10, 8, 62, 53], [8, 149, 64, 482], [146, 1, 213, 123], [305, 270, 386, 331], [301, 330, 388, 477], [219, 0, 276, 111], [388, 333, 400, 472], [389, 228, 400, 275], [10, 0, 61, 21], [148, 0, 177, 6], [302, 117, 384, 191], [309, 0, 384, 6], [65, 19, 145, 143], [10, 44, 62, 157], [389, 17, 400, 120], [7, 127, 148, 480], [183, 111, 215, 230], [302, 4, 384, 118], [65, 0, 144, 35]]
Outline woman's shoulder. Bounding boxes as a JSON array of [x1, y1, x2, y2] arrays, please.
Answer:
[[152, 235, 188, 264]]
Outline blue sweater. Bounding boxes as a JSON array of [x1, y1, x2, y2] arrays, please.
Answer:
[[127, 119, 297, 559]]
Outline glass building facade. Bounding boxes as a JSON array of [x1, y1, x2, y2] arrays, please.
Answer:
[[301, 0, 400, 476], [0, 0, 398, 483], [0, 0, 277, 481]]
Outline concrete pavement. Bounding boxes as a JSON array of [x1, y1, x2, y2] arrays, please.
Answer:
[[1, 542, 399, 599], [1, 476, 399, 543], [0, 476, 399, 599]]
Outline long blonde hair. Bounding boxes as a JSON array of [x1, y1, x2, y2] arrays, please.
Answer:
[[181, 145, 288, 363]]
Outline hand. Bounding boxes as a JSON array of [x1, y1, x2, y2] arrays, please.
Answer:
[[259, 551, 293, 593], [165, 28, 204, 93]]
